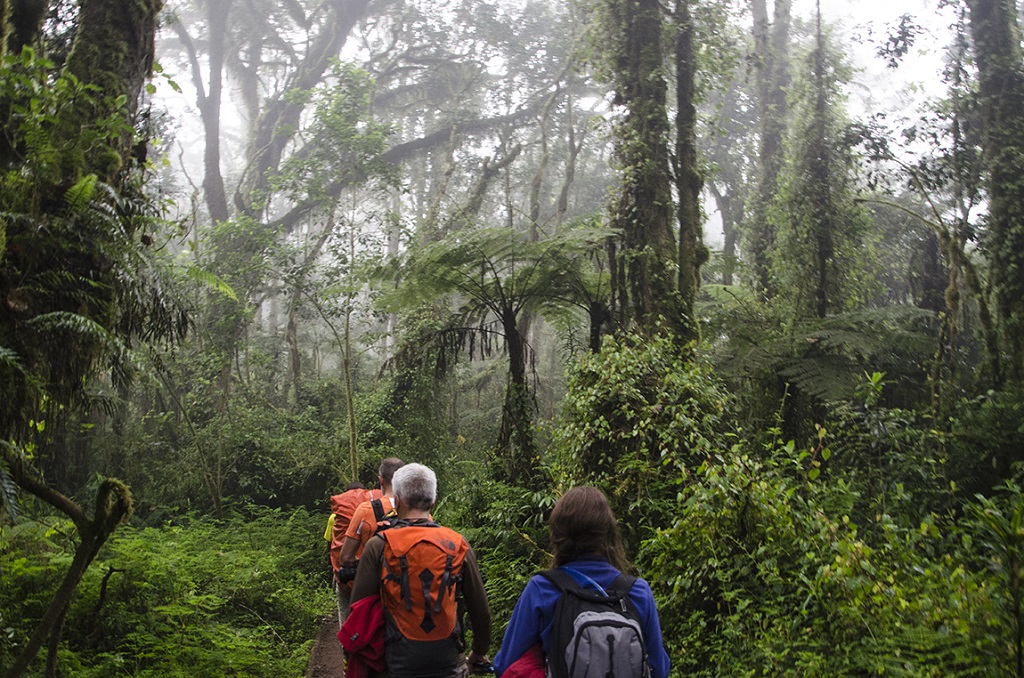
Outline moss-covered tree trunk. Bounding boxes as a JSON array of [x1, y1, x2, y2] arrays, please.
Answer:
[[674, 0, 704, 345], [965, 0, 1024, 387], [1, 0, 160, 673], [1, 0, 47, 60], [606, 0, 683, 339], [63, 0, 160, 181], [808, 10, 834, 319]]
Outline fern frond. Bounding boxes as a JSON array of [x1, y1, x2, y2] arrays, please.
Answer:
[[718, 305, 938, 403], [0, 346, 26, 374], [62, 173, 99, 216], [183, 264, 238, 301], [0, 442, 20, 522], [27, 311, 120, 349], [857, 624, 989, 677]]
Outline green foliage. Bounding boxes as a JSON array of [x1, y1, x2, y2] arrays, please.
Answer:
[[548, 331, 732, 548], [0, 448, 17, 521], [444, 474, 557, 655], [968, 483, 1024, 676], [641, 443, 1001, 677], [706, 294, 939, 441], [0, 48, 132, 190], [391, 226, 611, 316], [941, 391, 1024, 498], [820, 373, 957, 525], [0, 507, 332, 676], [767, 29, 883, 321], [156, 385, 341, 510], [1, 44, 189, 446], [273, 61, 396, 205]]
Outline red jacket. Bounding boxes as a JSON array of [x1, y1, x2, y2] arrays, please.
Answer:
[[337, 595, 386, 678], [501, 643, 544, 678]]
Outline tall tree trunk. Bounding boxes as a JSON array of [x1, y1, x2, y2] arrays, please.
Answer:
[[709, 181, 742, 286], [1, 0, 47, 58], [200, 0, 230, 224], [809, 6, 833, 319], [63, 0, 160, 181], [202, 0, 372, 409], [606, 0, 682, 338], [674, 0, 704, 344], [171, 0, 231, 224], [746, 0, 791, 297], [234, 0, 372, 219], [497, 308, 535, 484], [965, 0, 1024, 386], [555, 102, 586, 225]]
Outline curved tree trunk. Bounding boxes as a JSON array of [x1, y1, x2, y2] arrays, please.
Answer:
[[1, 453, 133, 678]]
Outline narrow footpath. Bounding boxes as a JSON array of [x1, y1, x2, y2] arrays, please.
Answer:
[[305, 616, 346, 678]]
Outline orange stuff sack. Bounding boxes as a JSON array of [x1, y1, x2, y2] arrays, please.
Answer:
[[378, 523, 469, 677], [329, 488, 381, 572]]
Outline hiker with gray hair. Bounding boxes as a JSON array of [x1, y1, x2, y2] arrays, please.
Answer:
[[350, 463, 492, 677]]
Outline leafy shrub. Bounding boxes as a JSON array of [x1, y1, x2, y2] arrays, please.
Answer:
[[640, 442, 1005, 677], [547, 332, 732, 548]]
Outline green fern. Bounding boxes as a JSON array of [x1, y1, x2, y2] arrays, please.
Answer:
[[715, 305, 938, 403], [858, 625, 991, 677], [0, 443, 18, 522], [183, 264, 238, 301], [62, 173, 98, 216]]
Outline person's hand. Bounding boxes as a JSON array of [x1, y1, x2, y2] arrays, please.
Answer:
[[468, 652, 494, 674]]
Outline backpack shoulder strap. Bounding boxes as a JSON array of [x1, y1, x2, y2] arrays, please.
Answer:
[[538, 568, 584, 594], [540, 568, 639, 604], [607, 573, 638, 597]]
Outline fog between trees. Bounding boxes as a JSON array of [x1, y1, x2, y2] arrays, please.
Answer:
[[5, 0, 1024, 675]]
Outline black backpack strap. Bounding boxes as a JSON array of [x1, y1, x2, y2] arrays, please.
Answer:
[[540, 569, 638, 604], [371, 498, 386, 522], [539, 568, 584, 594], [607, 573, 637, 596]]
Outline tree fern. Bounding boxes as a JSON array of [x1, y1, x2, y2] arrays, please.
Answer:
[[714, 305, 938, 405]]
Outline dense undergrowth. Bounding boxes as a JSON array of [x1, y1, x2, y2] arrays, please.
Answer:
[[6, 339, 1024, 677], [1, 507, 332, 677]]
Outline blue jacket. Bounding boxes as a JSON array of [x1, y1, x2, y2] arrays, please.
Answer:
[[493, 557, 671, 678]]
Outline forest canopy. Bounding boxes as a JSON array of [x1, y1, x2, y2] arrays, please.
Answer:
[[3, 0, 1024, 675]]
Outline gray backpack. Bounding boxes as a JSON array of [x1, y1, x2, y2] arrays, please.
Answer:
[[539, 569, 650, 678]]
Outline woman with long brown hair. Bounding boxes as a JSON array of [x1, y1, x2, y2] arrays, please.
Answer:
[[493, 486, 670, 677]]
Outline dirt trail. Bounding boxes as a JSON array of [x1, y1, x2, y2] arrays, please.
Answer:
[[305, 615, 346, 678]]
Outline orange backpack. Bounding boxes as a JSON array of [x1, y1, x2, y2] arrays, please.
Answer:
[[328, 488, 381, 571], [378, 523, 469, 676]]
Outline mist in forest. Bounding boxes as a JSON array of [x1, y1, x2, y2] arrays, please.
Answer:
[[6, 0, 1024, 675]]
